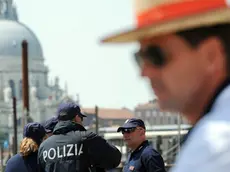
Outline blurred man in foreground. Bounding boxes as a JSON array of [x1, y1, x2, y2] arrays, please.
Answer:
[[101, 0, 230, 171]]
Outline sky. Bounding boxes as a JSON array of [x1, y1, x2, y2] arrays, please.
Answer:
[[15, 0, 155, 109]]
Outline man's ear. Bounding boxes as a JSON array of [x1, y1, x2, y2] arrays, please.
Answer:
[[72, 115, 77, 122], [140, 128, 145, 136], [198, 37, 225, 74]]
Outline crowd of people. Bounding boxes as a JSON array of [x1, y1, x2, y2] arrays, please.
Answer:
[[4, 102, 166, 172]]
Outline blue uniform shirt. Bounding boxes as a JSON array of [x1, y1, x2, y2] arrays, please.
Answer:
[[123, 140, 166, 172]]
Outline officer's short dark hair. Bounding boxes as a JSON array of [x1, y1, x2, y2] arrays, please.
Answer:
[[177, 23, 230, 77]]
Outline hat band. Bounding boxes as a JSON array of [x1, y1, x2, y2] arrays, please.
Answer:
[[137, 0, 229, 28]]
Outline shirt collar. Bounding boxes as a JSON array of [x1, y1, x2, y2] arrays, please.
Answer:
[[131, 140, 149, 155], [182, 78, 230, 145]]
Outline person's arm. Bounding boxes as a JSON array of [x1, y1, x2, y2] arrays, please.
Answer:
[[5, 160, 14, 172], [37, 158, 46, 172], [86, 132, 121, 170], [37, 147, 46, 172]]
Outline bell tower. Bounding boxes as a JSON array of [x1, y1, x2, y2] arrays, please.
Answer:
[[0, 0, 18, 21]]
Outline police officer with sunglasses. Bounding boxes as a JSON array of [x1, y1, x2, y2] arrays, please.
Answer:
[[117, 118, 166, 172]]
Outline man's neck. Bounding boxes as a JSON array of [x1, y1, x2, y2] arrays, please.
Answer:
[[130, 140, 146, 152], [184, 76, 229, 125]]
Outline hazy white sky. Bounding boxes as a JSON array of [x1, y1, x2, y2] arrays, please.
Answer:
[[16, 0, 155, 109]]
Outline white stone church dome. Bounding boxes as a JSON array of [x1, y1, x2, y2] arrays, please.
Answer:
[[0, 20, 43, 59]]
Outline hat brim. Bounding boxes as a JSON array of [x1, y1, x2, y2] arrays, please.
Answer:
[[45, 129, 52, 134], [101, 9, 230, 43], [117, 125, 137, 132], [78, 112, 87, 118], [117, 127, 132, 132]]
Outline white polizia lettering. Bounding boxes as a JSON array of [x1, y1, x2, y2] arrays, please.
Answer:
[[48, 148, 56, 160], [57, 146, 62, 158], [76, 143, 83, 155], [43, 151, 47, 162], [42, 143, 84, 162]]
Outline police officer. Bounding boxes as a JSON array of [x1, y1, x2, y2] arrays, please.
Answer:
[[41, 116, 58, 136], [5, 122, 47, 172], [38, 102, 121, 172], [117, 118, 166, 172]]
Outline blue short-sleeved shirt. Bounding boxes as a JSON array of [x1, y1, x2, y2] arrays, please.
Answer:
[[123, 140, 166, 172]]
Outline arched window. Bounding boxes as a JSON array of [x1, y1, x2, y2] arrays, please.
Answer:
[[9, 80, 15, 97]]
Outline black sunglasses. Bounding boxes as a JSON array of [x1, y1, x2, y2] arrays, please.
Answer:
[[121, 128, 136, 134], [134, 46, 166, 68]]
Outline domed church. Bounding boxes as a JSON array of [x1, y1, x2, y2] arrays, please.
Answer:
[[0, 0, 70, 147]]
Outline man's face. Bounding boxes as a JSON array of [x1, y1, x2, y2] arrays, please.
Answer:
[[137, 34, 211, 113], [75, 115, 83, 125], [122, 127, 144, 148]]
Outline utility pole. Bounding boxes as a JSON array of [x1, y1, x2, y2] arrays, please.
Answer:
[[76, 94, 80, 105], [0, 146, 3, 170], [12, 97, 17, 155], [95, 106, 99, 135], [21, 40, 29, 127]]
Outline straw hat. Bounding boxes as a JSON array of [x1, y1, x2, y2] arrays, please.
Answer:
[[101, 0, 230, 43]]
